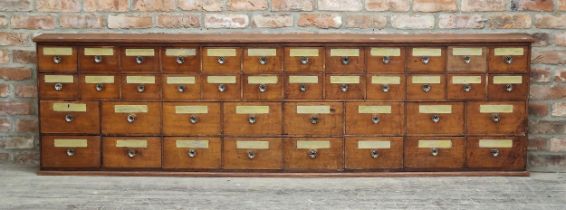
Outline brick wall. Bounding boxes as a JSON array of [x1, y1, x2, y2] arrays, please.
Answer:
[[0, 0, 565, 172]]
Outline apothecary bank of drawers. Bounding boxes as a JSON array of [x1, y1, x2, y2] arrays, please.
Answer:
[[34, 34, 532, 175]]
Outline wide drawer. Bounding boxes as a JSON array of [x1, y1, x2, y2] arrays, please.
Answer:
[[284, 138, 344, 171], [406, 102, 464, 135], [223, 138, 283, 170], [466, 136, 526, 170], [404, 137, 465, 170], [466, 102, 526, 135], [101, 102, 161, 135], [162, 137, 221, 170], [345, 137, 403, 170], [38, 46, 77, 73], [41, 136, 101, 169], [102, 137, 161, 169], [283, 102, 343, 136], [163, 102, 221, 136], [40, 101, 100, 134], [223, 102, 282, 135], [345, 102, 403, 135]]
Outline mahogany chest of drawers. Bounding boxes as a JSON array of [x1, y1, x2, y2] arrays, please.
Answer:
[[34, 34, 532, 176]]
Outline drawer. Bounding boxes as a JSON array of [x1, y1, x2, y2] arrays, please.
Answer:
[[325, 48, 364, 73], [285, 74, 323, 100], [446, 74, 485, 100], [40, 101, 100, 134], [223, 138, 283, 170], [243, 48, 282, 73], [367, 47, 405, 73], [466, 136, 526, 170], [344, 137, 403, 170], [162, 75, 201, 100], [345, 102, 403, 135], [223, 102, 282, 135], [466, 102, 526, 135], [101, 102, 161, 135], [284, 47, 324, 72], [446, 47, 487, 73], [161, 47, 201, 73], [163, 102, 221, 136], [488, 47, 528, 73], [120, 48, 159, 72], [284, 138, 343, 171], [243, 75, 283, 100], [487, 75, 528, 100], [38, 46, 77, 73], [406, 75, 445, 100], [39, 74, 78, 99], [404, 137, 465, 170], [202, 47, 241, 73], [283, 102, 343, 136], [202, 75, 240, 100], [406, 102, 464, 135], [407, 47, 446, 73], [367, 75, 405, 101], [79, 75, 120, 100], [41, 136, 101, 169], [102, 137, 161, 169], [162, 137, 221, 170], [78, 47, 118, 73], [325, 75, 365, 100], [121, 75, 161, 100]]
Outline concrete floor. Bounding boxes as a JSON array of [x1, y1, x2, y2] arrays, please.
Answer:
[[0, 164, 565, 210]]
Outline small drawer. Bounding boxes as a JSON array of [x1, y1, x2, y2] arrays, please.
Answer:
[[40, 101, 100, 134], [101, 102, 161, 135], [466, 102, 526, 135], [162, 137, 221, 170], [325, 75, 365, 100], [223, 102, 282, 135], [79, 75, 120, 100], [102, 137, 161, 169], [284, 138, 344, 171], [345, 102, 403, 135], [38, 46, 77, 73], [223, 138, 283, 170], [407, 47, 446, 73], [466, 136, 526, 170], [284, 47, 324, 72], [243, 75, 283, 100], [283, 102, 343, 136], [367, 47, 405, 73], [367, 74, 405, 101], [120, 48, 159, 73], [487, 75, 528, 100], [41, 136, 101, 169], [406, 102, 464, 135], [285, 74, 323, 100], [78, 47, 118, 73], [488, 47, 528, 73], [39, 74, 79, 99], [162, 75, 201, 100], [202, 75, 241, 100], [446, 47, 487, 73], [163, 102, 221, 136], [345, 137, 403, 170], [121, 75, 161, 100], [161, 47, 201, 73], [202, 47, 241, 73], [243, 48, 282, 74], [325, 48, 364, 73], [446, 74, 486, 100], [406, 75, 445, 100], [404, 137, 465, 170]]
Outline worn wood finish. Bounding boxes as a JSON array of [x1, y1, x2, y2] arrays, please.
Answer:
[[161, 47, 201, 73], [406, 102, 464, 135], [202, 74, 241, 100], [406, 47, 446, 73], [78, 46, 119, 73], [162, 137, 221, 170], [366, 47, 405, 73], [446, 47, 487, 73], [366, 74, 405, 101], [466, 101, 526, 135], [102, 137, 162, 169], [487, 74, 528, 100], [325, 47, 365, 73], [466, 136, 526, 170], [446, 74, 486, 100], [344, 137, 403, 170], [202, 47, 242, 73], [284, 47, 324, 72], [162, 74, 201, 100], [223, 102, 282, 135], [79, 75, 120, 100], [121, 74, 162, 100], [101, 102, 161, 135], [242, 75, 284, 100], [40, 101, 100, 134], [243, 47, 283, 74], [223, 138, 283, 170], [162, 102, 221, 136], [120, 47, 160, 73], [284, 74, 324, 100], [404, 137, 465, 170], [284, 138, 344, 171], [41, 135, 101, 169], [345, 102, 403, 135], [37, 46, 78, 73], [38, 74, 79, 100], [406, 75, 446, 100], [324, 74, 366, 100], [488, 46, 528, 73], [283, 102, 343, 136]]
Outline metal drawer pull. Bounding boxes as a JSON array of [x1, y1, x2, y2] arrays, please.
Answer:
[[187, 149, 197, 158], [382, 56, 391, 64], [259, 56, 267, 65], [248, 116, 256, 124], [95, 83, 104, 92], [189, 115, 199, 124], [463, 84, 472, 92], [258, 84, 267, 93], [247, 151, 256, 159], [504, 56, 513, 64], [127, 114, 136, 123], [299, 84, 308, 92], [127, 149, 137, 158], [490, 149, 500, 158], [463, 56, 471, 64], [300, 56, 309, 65], [54, 83, 63, 91], [217, 56, 225, 64], [341, 56, 350, 65], [64, 114, 74, 123], [422, 84, 431, 93], [491, 113, 500, 123], [218, 84, 226, 92], [431, 114, 440, 123], [370, 149, 379, 159], [177, 85, 186, 93], [136, 85, 145, 93], [310, 116, 319, 124], [371, 116, 380, 124], [176, 56, 185, 64], [505, 84, 513, 92], [382, 84, 390, 93], [66, 148, 76, 157], [340, 84, 349, 93], [307, 149, 318, 159], [421, 56, 430, 64], [52, 56, 62, 64], [431, 148, 439, 156], [94, 55, 103, 64], [135, 56, 144, 64]]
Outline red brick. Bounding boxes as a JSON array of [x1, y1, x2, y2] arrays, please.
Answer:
[[528, 152, 566, 172], [60, 15, 105, 29], [532, 49, 566, 64], [272, 0, 314, 11], [0, 118, 11, 132], [535, 14, 566, 29], [228, 0, 268, 11], [531, 65, 553, 83], [366, 0, 410, 11], [252, 14, 293, 28], [14, 84, 36, 98], [0, 32, 28, 46], [0, 49, 8, 64], [487, 14, 531, 29], [560, 0, 566, 10], [551, 102, 566, 117], [344, 14, 387, 29], [36, 0, 80, 12], [13, 151, 38, 165], [556, 32, 566, 46], [0, 67, 32, 81], [438, 14, 485, 29], [529, 120, 566, 134], [132, 0, 176, 11], [0, 101, 32, 115], [12, 50, 35, 64], [11, 15, 56, 29], [512, 0, 554, 11], [0, 15, 8, 28], [531, 32, 550, 46], [391, 14, 435, 29], [548, 138, 566, 152], [528, 137, 548, 151], [15, 118, 37, 132], [530, 85, 566, 100], [298, 14, 342, 29], [157, 15, 200, 28], [178, 0, 224, 11], [413, 0, 456, 12], [205, 14, 249, 29], [461, 0, 507, 12], [0, 0, 32, 12], [0, 153, 9, 161], [4, 136, 34, 149], [108, 15, 153, 29], [528, 102, 548, 117], [318, 0, 363, 11], [84, 0, 128, 12], [0, 84, 8, 97]]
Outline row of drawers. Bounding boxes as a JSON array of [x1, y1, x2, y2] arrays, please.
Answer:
[[41, 136, 526, 171], [40, 101, 526, 136], [39, 73, 528, 101], [38, 46, 529, 74]]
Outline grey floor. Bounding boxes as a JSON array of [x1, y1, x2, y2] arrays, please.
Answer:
[[0, 164, 565, 210]]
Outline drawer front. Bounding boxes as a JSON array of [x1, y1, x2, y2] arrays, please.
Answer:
[[446, 47, 487, 72], [406, 102, 464, 135], [41, 136, 101, 169], [367, 75, 405, 101], [79, 47, 118, 73], [284, 138, 344, 171], [163, 102, 221, 136], [223, 138, 283, 170], [285, 74, 323, 100], [345, 137, 403, 170], [101, 102, 161, 135], [162, 137, 221, 170], [162, 75, 201, 100], [121, 75, 161, 100], [102, 137, 161, 169], [367, 47, 405, 73], [446, 74, 485, 100], [407, 47, 446, 73], [161, 47, 201, 73], [404, 137, 465, 170], [38, 46, 77, 73], [487, 75, 528, 100], [283, 102, 343, 136], [467, 102, 526, 135], [224, 102, 282, 135], [202, 47, 241, 73], [466, 136, 526, 170], [325, 48, 364, 73], [79, 75, 120, 100], [202, 75, 241, 100], [243, 48, 282, 73], [488, 47, 528, 73], [325, 75, 365, 100], [120, 48, 159, 72], [345, 102, 403, 135], [406, 75, 445, 100], [40, 101, 100, 134], [39, 74, 79, 99], [284, 47, 324, 72], [243, 75, 283, 100]]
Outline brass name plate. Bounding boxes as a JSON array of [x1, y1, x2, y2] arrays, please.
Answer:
[[288, 76, 318, 84], [419, 105, 452, 114], [54, 139, 88, 148], [85, 76, 114, 84], [370, 48, 400, 56], [44, 75, 74, 83], [236, 106, 269, 114], [330, 49, 359, 57], [413, 48, 441, 57], [165, 48, 196, 56], [290, 48, 319, 57], [418, 140, 452, 148], [297, 140, 330, 149], [358, 105, 391, 114], [116, 140, 147, 148], [126, 76, 155, 84], [297, 106, 331, 114], [52, 103, 87, 112], [452, 48, 482, 56], [207, 48, 236, 57], [175, 106, 208, 114], [330, 76, 360, 84], [84, 48, 113, 56], [358, 140, 391, 149], [493, 76, 522, 84], [236, 141, 270, 149], [479, 139, 513, 148], [451, 76, 482, 84], [114, 105, 148, 113], [176, 140, 209, 148], [247, 48, 277, 56], [207, 76, 236, 84], [371, 76, 401, 84], [248, 76, 278, 84], [167, 76, 195, 84], [412, 76, 441, 84], [125, 49, 155, 56], [43, 47, 73, 56], [479, 105, 514, 113], [494, 48, 524, 56]]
